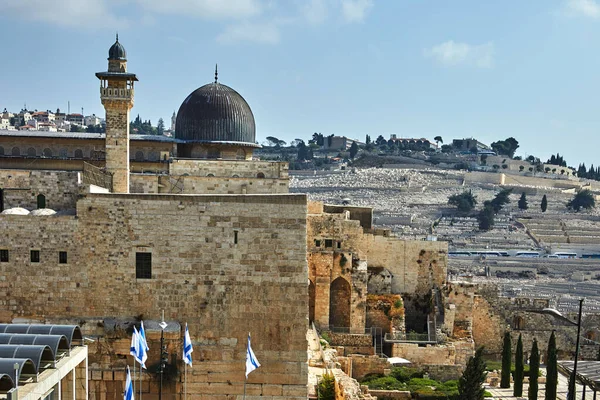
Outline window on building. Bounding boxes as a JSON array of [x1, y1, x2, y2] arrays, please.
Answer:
[[74, 149, 83, 159], [11, 147, 20, 156], [337, 241, 342, 249], [27, 147, 36, 157], [325, 239, 334, 248], [0, 146, 4, 156], [59, 251, 68, 264], [136, 252, 152, 279], [314, 240, 321, 247], [37, 194, 46, 209], [257, 172, 265, 179], [43, 148, 52, 157], [234, 230, 238, 245], [0, 250, 8, 262], [30, 250, 40, 263], [135, 151, 144, 161]]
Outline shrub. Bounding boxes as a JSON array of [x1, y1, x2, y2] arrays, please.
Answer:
[[365, 376, 406, 390], [391, 366, 424, 382]]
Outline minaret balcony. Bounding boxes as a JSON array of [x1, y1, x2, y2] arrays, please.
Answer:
[[100, 87, 134, 100]]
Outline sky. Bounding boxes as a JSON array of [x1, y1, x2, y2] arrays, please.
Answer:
[[1, 0, 600, 167]]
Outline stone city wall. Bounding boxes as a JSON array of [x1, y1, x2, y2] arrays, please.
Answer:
[[307, 208, 448, 296], [129, 174, 288, 195], [0, 192, 309, 399], [170, 159, 288, 179], [392, 340, 474, 367], [0, 169, 81, 211]]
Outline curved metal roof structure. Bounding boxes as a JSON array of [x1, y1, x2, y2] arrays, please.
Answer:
[[0, 334, 70, 358], [0, 374, 14, 392], [0, 358, 37, 384], [0, 324, 82, 346], [175, 81, 257, 146], [0, 345, 55, 370]]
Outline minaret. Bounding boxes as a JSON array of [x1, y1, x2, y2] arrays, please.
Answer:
[[95, 34, 138, 193]]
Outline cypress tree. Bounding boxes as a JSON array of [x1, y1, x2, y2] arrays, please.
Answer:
[[541, 195, 548, 213], [545, 331, 558, 400], [501, 331, 512, 388], [518, 192, 528, 210], [514, 334, 524, 397], [528, 339, 540, 400], [459, 346, 487, 400]]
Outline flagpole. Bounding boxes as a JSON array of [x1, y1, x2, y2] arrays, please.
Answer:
[[132, 359, 136, 397], [139, 361, 142, 400], [184, 362, 187, 400]]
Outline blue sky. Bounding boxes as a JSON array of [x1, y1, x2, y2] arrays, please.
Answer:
[[1, 0, 600, 166]]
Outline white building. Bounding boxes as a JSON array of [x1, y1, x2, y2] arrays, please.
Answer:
[[84, 114, 102, 126]]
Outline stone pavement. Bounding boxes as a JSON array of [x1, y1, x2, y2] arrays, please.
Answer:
[[486, 371, 591, 399]]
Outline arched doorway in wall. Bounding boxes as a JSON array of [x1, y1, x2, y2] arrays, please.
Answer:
[[309, 280, 316, 324], [43, 148, 52, 157], [27, 147, 36, 157], [329, 277, 351, 330], [37, 194, 46, 209], [135, 151, 144, 161], [11, 147, 20, 156]]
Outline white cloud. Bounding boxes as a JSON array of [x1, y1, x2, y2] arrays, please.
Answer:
[[424, 40, 495, 68], [565, 0, 600, 18], [137, 0, 262, 19], [340, 0, 373, 23], [301, 0, 329, 25], [2, 0, 128, 29], [216, 20, 282, 45]]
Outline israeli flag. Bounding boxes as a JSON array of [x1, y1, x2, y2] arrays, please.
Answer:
[[139, 321, 149, 351], [132, 327, 147, 369], [183, 323, 193, 367], [124, 366, 134, 400], [130, 327, 139, 359], [245, 333, 260, 378]]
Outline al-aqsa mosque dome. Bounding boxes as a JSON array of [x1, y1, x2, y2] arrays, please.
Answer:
[[175, 67, 259, 160]]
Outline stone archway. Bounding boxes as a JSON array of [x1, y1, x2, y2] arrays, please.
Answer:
[[329, 277, 351, 329], [309, 280, 315, 324]]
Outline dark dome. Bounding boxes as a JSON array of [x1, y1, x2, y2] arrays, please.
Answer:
[[108, 36, 126, 60], [175, 82, 255, 145]]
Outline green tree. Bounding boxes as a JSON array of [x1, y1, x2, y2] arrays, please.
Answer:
[[317, 372, 335, 400], [519, 165, 525, 172], [518, 192, 528, 210], [478, 203, 495, 231], [514, 334, 524, 397], [375, 135, 386, 146], [490, 188, 512, 213], [434, 135, 443, 145], [448, 191, 478, 212], [349, 141, 359, 159], [365, 134, 371, 145], [458, 346, 487, 400], [541, 195, 548, 212], [480, 154, 488, 165], [157, 118, 164, 135], [297, 141, 313, 161], [528, 339, 540, 400], [567, 189, 595, 212], [501, 332, 512, 388], [545, 331, 558, 400], [491, 137, 520, 158]]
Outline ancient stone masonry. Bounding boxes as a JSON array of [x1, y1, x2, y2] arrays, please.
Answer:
[[0, 169, 81, 211], [307, 201, 448, 335], [0, 192, 309, 399]]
